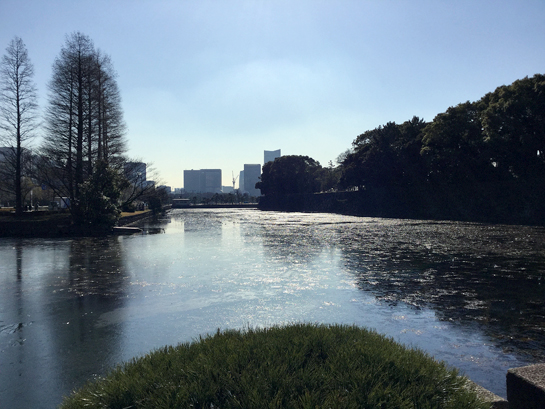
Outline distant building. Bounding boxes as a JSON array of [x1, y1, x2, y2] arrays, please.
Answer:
[[264, 149, 281, 165], [184, 170, 200, 193], [244, 164, 261, 197], [222, 186, 234, 193], [124, 162, 147, 185], [239, 170, 244, 193], [183, 169, 222, 193], [200, 169, 222, 193]]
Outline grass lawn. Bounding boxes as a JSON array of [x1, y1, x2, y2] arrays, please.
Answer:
[[120, 210, 151, 218], [59, 323, 487, 409]]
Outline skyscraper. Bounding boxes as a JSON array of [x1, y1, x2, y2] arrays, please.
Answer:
[[183, 170, 201, 193], [201, 169, 222, 193], [264, 149, 281, 165], [239, 170, 244, 193], [183, 169, 222, 193], [244, 164, 261, 196]]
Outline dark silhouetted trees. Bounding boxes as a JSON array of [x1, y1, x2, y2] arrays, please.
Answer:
[[481, 74, 545, 182], [339, 117, 427, 190], [257, 155, 323, 196], [262, 74, 545, 224], [39, 32, 127, 225], [0, 37, 38, 215], [420, 102, 490, 184]]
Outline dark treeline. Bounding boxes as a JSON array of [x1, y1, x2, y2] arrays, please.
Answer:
[[259, 74, 545, 225]]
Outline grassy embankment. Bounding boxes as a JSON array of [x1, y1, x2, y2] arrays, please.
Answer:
[[0, 207, 150, 218], [0, 208, 152, 237], [59, 323, 487, 409]]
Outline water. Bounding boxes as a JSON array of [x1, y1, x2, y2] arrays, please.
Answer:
[[1, 209, 544, 408]]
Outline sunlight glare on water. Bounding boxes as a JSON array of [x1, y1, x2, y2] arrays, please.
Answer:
[[1, 209, 544, 408]]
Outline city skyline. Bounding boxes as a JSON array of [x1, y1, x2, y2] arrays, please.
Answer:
[[1, 0, 544, 188]]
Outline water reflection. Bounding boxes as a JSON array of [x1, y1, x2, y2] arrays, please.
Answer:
[[336, 220, 545, 360], [1, 210, 545, 408], [65, 237, 128, 297], [0, 237, 129, 409]]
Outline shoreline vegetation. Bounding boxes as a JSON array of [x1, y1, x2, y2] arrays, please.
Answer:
[[257, 74, 545, 227], [59, 323, 488, 409], [1, 189, 542, 240], [257, 186, 545, 226]]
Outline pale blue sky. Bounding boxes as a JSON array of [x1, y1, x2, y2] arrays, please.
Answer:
[[1, 0, 544, 188]]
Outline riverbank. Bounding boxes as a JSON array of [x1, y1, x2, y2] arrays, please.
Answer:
[[173, 203, 258, 209], [0, 210, 72, 237], [258, 187, 545, 226], [0, 209, 155, 237]]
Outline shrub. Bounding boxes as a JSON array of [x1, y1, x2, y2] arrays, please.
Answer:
[[60, 323, 487, 409]]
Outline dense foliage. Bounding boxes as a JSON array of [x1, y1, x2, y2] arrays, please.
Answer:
[[59, 324, 487, 409], [344, 74, 545, 192], [78, 160, 128, 229], [259, 74, 545, 224], [257, 155, 323, 195], [340, 116, 427, 190]]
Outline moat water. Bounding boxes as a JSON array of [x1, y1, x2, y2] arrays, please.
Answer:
[[1, 209, 544, 408]]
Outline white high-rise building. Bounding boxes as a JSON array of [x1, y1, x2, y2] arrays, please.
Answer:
[[244, 164, 261, 197], [264, 149, 281, 165], [239, 170, 244, 193]]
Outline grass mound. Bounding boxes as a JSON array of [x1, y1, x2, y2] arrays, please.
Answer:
[[60, 324, 487, 409]]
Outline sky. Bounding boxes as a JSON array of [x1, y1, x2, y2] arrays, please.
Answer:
[[1, 0, 544, 189]]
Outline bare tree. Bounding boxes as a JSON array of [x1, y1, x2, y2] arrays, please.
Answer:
[[40, 32, 127, 223], [0, 37, 38, 215], [94, 50, 126, 164]]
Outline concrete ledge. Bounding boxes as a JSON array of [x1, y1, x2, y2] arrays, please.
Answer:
[[112, 226, 143, 235], [466, 380, 509, 409], [507, 363, 545, 409]]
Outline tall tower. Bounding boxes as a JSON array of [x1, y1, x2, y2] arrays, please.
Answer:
[[244, 164, 261, 197], [264, 149, 281, 165]]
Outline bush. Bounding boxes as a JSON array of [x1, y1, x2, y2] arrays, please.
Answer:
[[60, 324, 487, 409], [77, 161, 128, 228]]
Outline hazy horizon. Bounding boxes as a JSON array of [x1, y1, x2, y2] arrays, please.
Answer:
[[1, 0, 544, 188]]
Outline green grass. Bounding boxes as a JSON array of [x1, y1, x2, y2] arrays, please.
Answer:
[[59, 324, 488, 409], [120, 210, 151, 218]]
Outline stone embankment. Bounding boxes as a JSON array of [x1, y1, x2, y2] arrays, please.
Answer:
[[258, 190, 545, 226], [0, 208, 158, 237], [472, 363, 545, 408], [506, 363, 545, 409], [0, 211, 71, 237]]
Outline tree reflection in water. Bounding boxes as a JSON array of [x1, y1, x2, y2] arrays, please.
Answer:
[[337, 220, 545, 360]]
